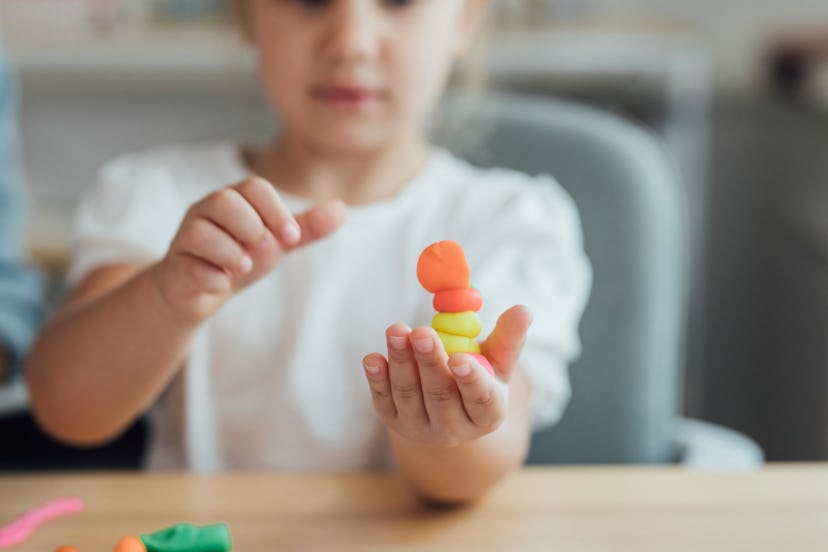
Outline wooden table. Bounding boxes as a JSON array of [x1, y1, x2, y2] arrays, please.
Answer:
[[1, 465, 827, 551]]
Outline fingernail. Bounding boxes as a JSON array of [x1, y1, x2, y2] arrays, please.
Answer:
[[450, 360, 472, 378], [411, 337, 433, 354], [281, 222, 301, 244], [388, 335, 407, 350], [364, 361, 380, 374], [239, 256, 253, 274]]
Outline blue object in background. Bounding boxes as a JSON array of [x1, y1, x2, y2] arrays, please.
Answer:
[[0, 49, 45, 381]]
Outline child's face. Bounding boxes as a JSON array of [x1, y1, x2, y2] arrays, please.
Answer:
[[237, 0, 486, 153]]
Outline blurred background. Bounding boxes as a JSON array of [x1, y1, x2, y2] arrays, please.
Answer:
[[1, 0, 827, 465]]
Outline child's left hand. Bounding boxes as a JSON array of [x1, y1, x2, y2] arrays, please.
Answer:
[[362, 305, 532, 447]]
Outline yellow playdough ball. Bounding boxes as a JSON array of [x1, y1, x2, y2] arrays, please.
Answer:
[[432, 311, 482, 338], [436, 331, 480, 355]]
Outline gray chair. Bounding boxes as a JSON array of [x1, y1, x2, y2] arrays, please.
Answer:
[[438, 92, 762, 468]]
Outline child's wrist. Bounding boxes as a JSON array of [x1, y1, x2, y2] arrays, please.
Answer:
[[143, 262, 212, 328], [387, 425, 477, 451]]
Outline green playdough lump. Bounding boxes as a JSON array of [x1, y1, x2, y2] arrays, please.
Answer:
[[141, 523, 231, 552]]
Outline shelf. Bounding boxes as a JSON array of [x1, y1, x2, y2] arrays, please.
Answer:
[[2, 20, 252, 84]]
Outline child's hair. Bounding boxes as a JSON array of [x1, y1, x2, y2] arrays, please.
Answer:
[[432, 7, 493, 156]]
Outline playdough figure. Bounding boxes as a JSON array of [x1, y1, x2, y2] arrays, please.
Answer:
[[416, 241, 494, 375]]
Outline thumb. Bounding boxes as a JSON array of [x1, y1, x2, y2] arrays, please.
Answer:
[[481, 305, 533, 381], [237, 199, 348, 287], [290, 198, 348, 251]]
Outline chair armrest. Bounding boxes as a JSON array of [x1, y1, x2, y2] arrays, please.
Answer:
[[674, 416, 764, 470]]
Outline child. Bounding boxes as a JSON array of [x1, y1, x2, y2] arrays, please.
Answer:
[[26, 0, 591, 503]]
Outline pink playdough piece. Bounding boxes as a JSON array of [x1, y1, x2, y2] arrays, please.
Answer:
[[468, 353, 495, 376], [0, 498, 85, 549]]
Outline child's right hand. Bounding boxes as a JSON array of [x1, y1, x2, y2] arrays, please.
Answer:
[[152, 177, 347, 323]]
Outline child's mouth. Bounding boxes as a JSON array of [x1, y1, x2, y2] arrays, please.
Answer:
[[312, 85, 380, 111]]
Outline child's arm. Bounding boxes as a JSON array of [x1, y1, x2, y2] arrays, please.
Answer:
[[27, 178, 346, 446], [363, 305, 534, 504]]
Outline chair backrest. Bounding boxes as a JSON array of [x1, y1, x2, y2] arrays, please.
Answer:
[[438, 92, 688, 464]]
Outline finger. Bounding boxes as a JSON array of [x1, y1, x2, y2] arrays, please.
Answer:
[[232, 177, 302, 247], [385, 324, 428, 425], [363, 353, 396, 423], [290, 199, 348, 250], [409, 326, 466, 427], [481, 305, 533, 381], [176, 217, 252, 276], [194, 187, 268, 247], [448, 353, 507, 431]]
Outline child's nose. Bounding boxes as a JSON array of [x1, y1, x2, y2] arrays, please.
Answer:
[[319, 1, 381, 64]]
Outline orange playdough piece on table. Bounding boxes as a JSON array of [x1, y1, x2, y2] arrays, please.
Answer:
[[416, 241, 470, 293], [113, 535, 145, 552]]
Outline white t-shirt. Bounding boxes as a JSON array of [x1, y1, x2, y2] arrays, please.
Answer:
[[69, 142, 591, 472]]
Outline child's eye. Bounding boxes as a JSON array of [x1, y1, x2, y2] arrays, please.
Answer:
[[290, 0, 330, 8], [383, 0, 418, 7]]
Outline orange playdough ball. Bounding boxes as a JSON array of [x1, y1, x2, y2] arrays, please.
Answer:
[[54, 547, 80, 552], [433, 288, 482, 312], [416, 240, 470, 293], [113, 535, 146, 552]]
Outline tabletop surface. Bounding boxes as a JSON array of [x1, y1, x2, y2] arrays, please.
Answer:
[[1, 465, 827, 551]]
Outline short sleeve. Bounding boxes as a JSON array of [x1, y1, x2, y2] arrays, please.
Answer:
[[463, 173, 592, 430], [67, 151, 189, 287]]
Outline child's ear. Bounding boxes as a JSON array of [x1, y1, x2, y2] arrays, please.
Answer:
[[233, 0, 255, 45], [453, 0, 490, 58]]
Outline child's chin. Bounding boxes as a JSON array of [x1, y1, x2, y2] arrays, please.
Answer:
[[307, 124, 396, 155]]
